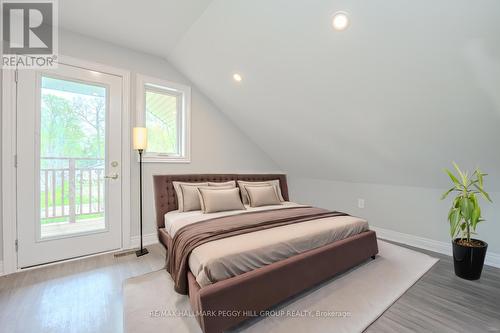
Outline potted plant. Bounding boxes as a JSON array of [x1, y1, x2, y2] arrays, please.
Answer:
[[441, 162, 492, 280]]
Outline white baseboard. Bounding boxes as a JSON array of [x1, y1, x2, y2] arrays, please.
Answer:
[[487, 252, 500, 269], [371, 226, 500, 269], [129, 233, 158, 248]]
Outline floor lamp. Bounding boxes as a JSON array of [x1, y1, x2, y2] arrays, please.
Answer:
[[133, 127, 149, 257]]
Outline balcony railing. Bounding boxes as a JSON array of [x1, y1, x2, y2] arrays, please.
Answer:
[[40, 157, 105, 223]]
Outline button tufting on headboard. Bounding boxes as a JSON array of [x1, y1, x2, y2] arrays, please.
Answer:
[[152, 174, 288, 229]]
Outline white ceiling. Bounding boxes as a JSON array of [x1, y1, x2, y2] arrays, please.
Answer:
[[59, 0, 500, 190], [59, 0, 213, 56]]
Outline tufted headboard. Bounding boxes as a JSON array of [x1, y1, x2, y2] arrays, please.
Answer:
[[153, 174, 289, 229]]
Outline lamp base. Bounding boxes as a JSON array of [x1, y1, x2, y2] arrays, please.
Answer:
[[135, 248, 149, 257]]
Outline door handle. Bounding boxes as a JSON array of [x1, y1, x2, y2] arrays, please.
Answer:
[[104, 173, 119, 180]]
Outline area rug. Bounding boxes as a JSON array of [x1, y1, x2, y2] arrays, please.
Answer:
[[123, 240, 438, 333]]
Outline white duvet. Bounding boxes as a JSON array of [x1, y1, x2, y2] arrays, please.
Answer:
[[164, 202, 369, 287]]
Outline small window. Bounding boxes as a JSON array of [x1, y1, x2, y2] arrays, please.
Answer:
[[137, 75, 191, 162]]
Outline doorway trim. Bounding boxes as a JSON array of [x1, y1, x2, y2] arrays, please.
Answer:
[[2, 56, 131, 275]]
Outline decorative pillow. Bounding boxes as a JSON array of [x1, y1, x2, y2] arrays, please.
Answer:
[[173, 181, 208, 212], [246, 185, 282, 207], [197, 188, 245, 213], [208, 181, 236, 188], [237, 180, 285, 204], [196, 186, 234, 211]]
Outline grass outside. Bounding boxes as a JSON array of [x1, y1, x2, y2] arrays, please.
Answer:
[[41, 212, 104, 225], [40, 182, 101, 207], [40, 178, 104, 225]]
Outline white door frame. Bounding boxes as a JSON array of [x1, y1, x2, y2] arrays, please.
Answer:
[[1, 56, 131, 275]]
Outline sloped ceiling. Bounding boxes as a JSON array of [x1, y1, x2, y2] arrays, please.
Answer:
[[59, 0, 500, 190], [168, 0, 500, 189], [59, 0, 213, 56]]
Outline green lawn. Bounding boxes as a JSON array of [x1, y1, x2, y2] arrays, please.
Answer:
[[41, 212, 104, 225], [40, 178, 104, 225], [40, 182, 102, 206]]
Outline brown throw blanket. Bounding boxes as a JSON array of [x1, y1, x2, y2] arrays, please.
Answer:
[[168, 206, 348, 294]]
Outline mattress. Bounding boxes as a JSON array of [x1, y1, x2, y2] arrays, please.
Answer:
[[164, 202, 369, 287], [164, 201, 306, 236]]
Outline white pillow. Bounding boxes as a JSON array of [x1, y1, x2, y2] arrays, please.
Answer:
[[196, 186, 234, 211], [237, 180, 285, 204], [172, 181, 208, 212], [208, 181, 236, 188], [246, 185, 282, 207], [197, 188, 245, 213]]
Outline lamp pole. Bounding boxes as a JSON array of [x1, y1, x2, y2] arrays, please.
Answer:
[[136, 148, 148, 257], [133, 127, 148, 257]]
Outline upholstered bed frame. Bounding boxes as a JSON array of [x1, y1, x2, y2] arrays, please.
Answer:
[[153, 174, 378, 333]]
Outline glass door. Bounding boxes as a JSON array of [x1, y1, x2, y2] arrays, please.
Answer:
[[39, 76, 107, 239], [17, 63, 123, 268]]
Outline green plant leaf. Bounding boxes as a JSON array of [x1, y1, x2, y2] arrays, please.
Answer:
[[441, 187, 456, 200], [443, 163, 491, 240], [448, 208, 455, 221], [459, 197, 473, 221], [445, 168, 460, 186], [471, 197, 481, 230], [449, 208, 461, 237], [452, 162, 467, 186], [473, 184, 492, 203], [476, 169, 484, 188], [469, 179, 479, 186]]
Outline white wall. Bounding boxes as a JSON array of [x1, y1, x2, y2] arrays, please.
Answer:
[[0, 29, 281, 262], [57, 30, 282, 239], [289, 177, 500, 254], [0, 68, 2, 260]]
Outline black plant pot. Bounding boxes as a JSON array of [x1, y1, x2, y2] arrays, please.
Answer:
[[452, 238, 488, 280]]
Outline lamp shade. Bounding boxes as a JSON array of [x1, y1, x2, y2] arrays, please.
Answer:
[[133, 127, 148, 150]]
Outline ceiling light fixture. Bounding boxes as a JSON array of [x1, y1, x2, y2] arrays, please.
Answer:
[[332, 11, 350, 31], [233, 73, 243, 82]]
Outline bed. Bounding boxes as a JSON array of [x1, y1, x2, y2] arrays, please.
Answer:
[[153, 174, 378, 333]]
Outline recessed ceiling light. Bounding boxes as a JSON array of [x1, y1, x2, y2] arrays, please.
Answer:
[[233, 73, 243, 82], [332, 11, 349, 31]]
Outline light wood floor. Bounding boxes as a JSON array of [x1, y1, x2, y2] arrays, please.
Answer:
[[0, 245, 165, 333], [0, 242, 499, 333], [366, 241, 500, 333]]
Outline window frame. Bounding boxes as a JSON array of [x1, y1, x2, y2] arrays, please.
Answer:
[[136, 74, 191, 163]]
